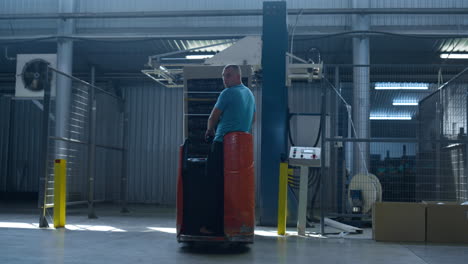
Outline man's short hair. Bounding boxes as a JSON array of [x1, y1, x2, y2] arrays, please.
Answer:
[[224, 64, 242, 77]]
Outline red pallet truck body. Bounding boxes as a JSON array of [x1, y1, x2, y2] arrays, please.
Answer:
[[176, 132, 255, 244]]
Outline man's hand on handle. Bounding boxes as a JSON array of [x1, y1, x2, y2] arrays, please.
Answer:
[[205, 129, 215, 143]]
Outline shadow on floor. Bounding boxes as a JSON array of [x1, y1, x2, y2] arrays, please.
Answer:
[[179, 242, 251, 255]]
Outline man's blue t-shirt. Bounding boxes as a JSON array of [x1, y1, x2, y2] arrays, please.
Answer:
[[213, 84, 255, 142]]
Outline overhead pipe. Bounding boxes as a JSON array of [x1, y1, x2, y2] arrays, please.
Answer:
[[2, 30, 468, 43]]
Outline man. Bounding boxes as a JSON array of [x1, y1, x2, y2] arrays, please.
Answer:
[[201, 65, 255, 235], [205, 65, 256, 142]]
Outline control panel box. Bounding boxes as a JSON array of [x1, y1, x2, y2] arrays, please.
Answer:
[[288, 146, 321, 167]]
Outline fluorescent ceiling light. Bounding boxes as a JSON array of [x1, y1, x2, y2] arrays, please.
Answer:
[[392, 100, 418, 106], [185, 54, 214, 60], [440, 53, 468, 59], [375, 82, 428, 90], [392, 102, 418, 106], [370, 116, 412, 120]]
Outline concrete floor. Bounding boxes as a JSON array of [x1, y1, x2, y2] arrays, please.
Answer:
[[0, 203, 467, 264]]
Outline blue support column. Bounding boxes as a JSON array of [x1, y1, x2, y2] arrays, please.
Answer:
[[260, 1, 288, 226]]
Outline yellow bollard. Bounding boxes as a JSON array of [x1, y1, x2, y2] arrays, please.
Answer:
[[277, 162, 288, 235], [54, 159, 67, 228]]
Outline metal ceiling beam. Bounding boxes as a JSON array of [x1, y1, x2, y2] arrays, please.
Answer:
[[1, 8, 468, 20]]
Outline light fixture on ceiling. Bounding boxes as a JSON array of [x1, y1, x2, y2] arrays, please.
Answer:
[[185, 54, 215, 60], [440, 53, 468, 59], [375, 82, 429, 90], [392, 100, 419, 106], [369, 115, 412, 120]]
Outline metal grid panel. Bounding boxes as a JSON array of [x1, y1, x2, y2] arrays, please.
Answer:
[[321, 64, 468, 218], [57, 82, 89, 198], [419, 69, 468, 202], [40, 70, 124, 208], [44, 82, 90, 205]]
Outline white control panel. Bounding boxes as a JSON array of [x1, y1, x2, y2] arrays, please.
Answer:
[[288, 146, 321, 167]]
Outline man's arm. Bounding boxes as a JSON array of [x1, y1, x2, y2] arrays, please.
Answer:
[[205, 107, 223, 140]]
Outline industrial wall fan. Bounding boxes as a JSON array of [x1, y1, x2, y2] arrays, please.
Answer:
[[21, 59, 51, 92], [15, 54, 57, 98]]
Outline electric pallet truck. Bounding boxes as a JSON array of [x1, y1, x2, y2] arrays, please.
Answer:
[[176, 132, 255, 245]]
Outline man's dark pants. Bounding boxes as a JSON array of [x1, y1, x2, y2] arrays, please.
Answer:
[[203, 141, 224, 234]]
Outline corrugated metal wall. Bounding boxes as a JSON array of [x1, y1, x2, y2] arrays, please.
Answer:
[[0, 0, 58, 13], [75, 0, 468, 11], [74, 0, 347, 29], [123, 80, 183, 204], [288, 82, 322, 114], [11, 99, 43, 193], [0, 0, 57, 34], [0, 82, 124, 203], [0, 97, 43, 193], [371, 0, 468, 8], [76, 0, 349, 11], [0, 96, 12, 192], [369, 0, 468, 26], [94, 91, 124, 201]]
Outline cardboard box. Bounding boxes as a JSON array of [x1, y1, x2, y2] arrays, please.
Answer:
[[426, 203, 468, 244], [373, 202, 426, 242]]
